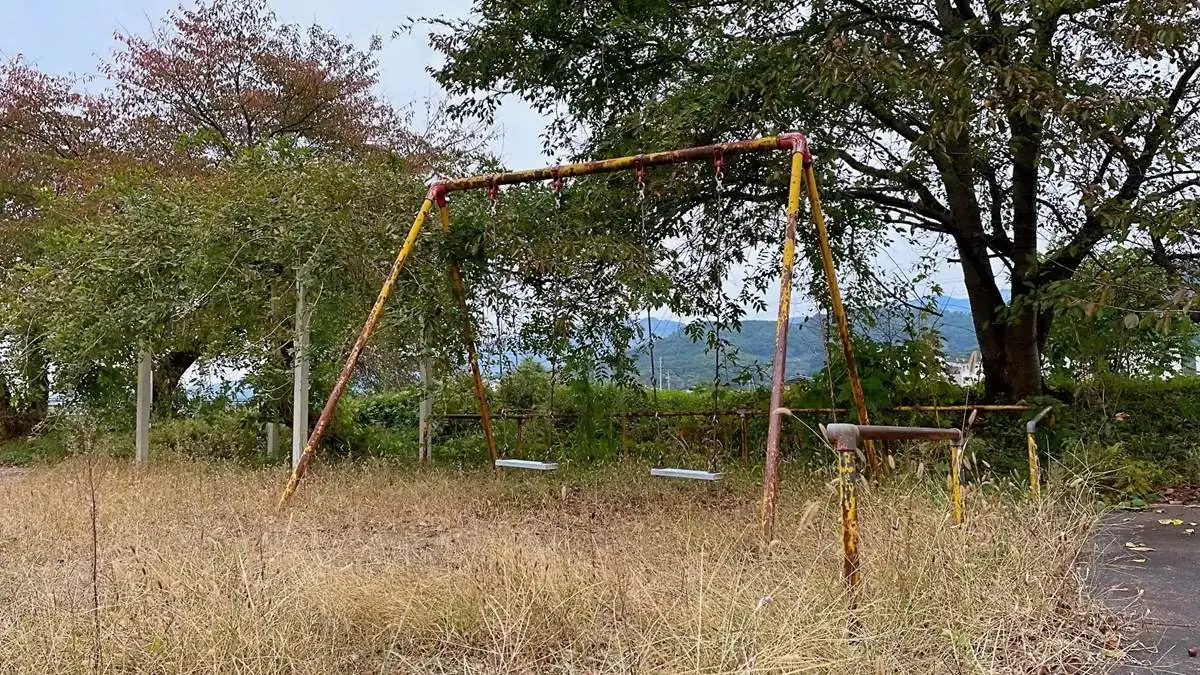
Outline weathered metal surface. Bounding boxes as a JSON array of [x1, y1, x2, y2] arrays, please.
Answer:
[[1025, 405, 1053, 498], [761, 149, 805, 550], [278, 194, 435, 508], [740, 412, 749, 467], [846, 424, 963, 443], [437, 202, 499, 466], [824, 424, 862, 605], [650, 468, 723, 481], [495, 459, 557, 471], [1025, 405, 1053, 434], [435, 136, 803, 193], [803, 163, 879, 477], [949, 441, 964, 524]]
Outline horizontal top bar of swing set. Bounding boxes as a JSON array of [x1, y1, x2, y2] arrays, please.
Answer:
[[440, 404, 1031, 421], [428, 135, 809, 194]]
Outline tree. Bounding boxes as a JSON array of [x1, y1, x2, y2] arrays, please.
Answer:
[[4, 146, 439, 418], [106, 0, 425, 163], [0, 58, 113, 437], [1045, 248, 1198, 379], [428, 0, 1200, 400]]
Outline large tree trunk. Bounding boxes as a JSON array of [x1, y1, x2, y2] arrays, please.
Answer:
[[153, 349, 201, 417], [0, 373, 21, 440], [0, 337, 51, 439], [21, 339, 50, 427], [953, 228, 1043, 401]]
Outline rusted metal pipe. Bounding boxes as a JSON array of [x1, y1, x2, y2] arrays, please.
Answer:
[[949, 439, 964, 524], [437, 201, 499, 466], [277, 192, 436, 508], [824, 423, 862, 606], [891, 404, 1030, 413], [848, 424, 963, 444], [434, 135, 807, 193], [804, 164, 879, 477], [1025, 406, 1053, 499], [740, 411, 749, 467], [761, 144, 806, 550]]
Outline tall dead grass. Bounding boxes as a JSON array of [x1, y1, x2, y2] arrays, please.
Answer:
[[0, 458, 1120, 673]]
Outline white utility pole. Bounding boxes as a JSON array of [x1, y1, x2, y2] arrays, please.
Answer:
[[291, 279, 311, 470], [135, 348, 152, 467]]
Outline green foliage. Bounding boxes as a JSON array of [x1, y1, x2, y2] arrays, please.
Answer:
[[150, 409, 263, 460], [1044, 249, 1199, 380], [430, 0, 1200, 399], [0, 430, 71, 465]]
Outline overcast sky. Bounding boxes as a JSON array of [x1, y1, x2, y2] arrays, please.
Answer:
[[2, 0, 972, 324]]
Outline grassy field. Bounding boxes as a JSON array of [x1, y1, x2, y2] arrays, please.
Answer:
[[0, 457, 1122, 673]]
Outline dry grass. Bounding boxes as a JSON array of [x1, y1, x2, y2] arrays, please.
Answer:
[[0, 457, 1121, 673]]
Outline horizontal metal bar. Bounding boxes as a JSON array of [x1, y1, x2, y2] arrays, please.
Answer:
[[434, 135, 806, 193], [495, 459, 558, 471], [890, 404, 1030, 412], [650, 468, 723, 481], [825, 422, 963, 452], [854, 424, 963, 443]]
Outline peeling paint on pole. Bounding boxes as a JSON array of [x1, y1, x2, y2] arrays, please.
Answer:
[[277, 193, 435, 508], [761, 146, 805, 550]]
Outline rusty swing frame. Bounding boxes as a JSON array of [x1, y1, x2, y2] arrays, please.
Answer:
[[275, 132, 880, 543]]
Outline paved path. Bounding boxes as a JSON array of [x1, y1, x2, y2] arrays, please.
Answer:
[[1089, 505, 1200, 673]]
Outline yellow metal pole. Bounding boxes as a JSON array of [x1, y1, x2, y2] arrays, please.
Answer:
[[761, 147, 805, 550], [278, 193, 435, 508], [825, 424, 863, 612], [437, 200, 499, 466], [838, 446, 862, 604], [802, 164, 880, 477], [1024, 406, 1051, 499], [1026, 433, 1041, 499], [949, 441, 964, 524]]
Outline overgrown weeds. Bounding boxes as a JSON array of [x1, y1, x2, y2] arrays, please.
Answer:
[[0, 459, 1121, 673]]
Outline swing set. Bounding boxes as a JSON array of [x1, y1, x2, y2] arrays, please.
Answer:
[[276, 132, 877, 545]]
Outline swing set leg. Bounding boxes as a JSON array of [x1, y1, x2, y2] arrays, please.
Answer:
[[278, 190, 436, 508], [436, 200, 500, 467], [761, 135, 877, 550]]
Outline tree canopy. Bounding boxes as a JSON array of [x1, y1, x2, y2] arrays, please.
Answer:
[[429, 0, 1200, 400]]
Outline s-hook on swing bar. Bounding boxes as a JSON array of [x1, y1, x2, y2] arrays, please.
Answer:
[[275, 133, 875, 549]]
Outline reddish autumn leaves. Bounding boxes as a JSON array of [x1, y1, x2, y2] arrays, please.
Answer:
[[2, 0, 419, 191]]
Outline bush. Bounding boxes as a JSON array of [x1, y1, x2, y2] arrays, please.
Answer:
[[151, 409, 263, 460]]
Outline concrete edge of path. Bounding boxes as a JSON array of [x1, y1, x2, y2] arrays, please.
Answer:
[[1084, 506, 1200, 674]]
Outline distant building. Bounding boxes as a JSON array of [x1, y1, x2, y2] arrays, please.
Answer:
[[943, 358, 982, 386]]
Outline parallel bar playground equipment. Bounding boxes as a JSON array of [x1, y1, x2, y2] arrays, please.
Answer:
[[275, 133, 873, 547], [823, 423, 964, 608], [443, 404, 1034, 481], [1025, 406, 1053, 498]]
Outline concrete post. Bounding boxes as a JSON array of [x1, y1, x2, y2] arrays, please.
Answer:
[[135, 348, 152, 467], [292, 279, 310, 470], [266, 422, 279, 456]]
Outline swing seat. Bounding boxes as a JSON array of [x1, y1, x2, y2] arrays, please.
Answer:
[[650, 467, 722, 481], [495, 459, 558, 471]]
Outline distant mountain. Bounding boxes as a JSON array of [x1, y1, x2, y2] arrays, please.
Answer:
[[634, 308, 979, 389]]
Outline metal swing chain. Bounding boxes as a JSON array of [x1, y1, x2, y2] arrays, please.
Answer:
[[637, 162, 659, 413], [486, 182, 506, 381], [710, 150, 725, 470]]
